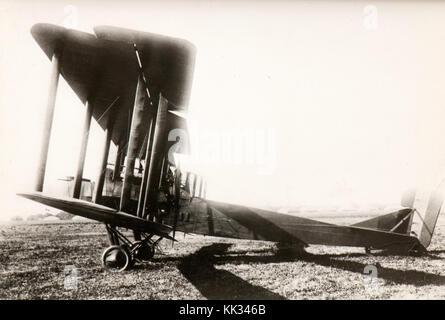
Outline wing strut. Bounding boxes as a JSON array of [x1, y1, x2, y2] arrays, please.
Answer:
[[35, 51, 60, 192], [171, 167, 182, 245]]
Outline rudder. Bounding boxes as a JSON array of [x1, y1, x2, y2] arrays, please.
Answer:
[[418, 190, 444, 248]]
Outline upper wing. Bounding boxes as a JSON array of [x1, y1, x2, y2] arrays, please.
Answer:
[[31, 23, 195, 154], [93, 25, 196, 110]]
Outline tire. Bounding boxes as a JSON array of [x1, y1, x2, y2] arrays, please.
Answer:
[[101, 245, 132, 271]]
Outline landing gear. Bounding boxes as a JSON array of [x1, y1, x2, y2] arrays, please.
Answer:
[[131, 240, 155, 261], [101, 245, 132, 271], [101, 225, 162, 271]]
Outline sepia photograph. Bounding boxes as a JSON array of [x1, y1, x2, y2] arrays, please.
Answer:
[[0, 0, 444, 304]]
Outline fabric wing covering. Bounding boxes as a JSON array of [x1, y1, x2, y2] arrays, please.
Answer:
[[31, 23, 196, 157]]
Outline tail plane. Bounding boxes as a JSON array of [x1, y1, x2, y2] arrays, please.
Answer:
[[351, 188, 417, 234], [352, 186, 443, 249]]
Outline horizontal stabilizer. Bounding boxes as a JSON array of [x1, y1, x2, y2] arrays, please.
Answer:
[[351, 208, 413, 234]]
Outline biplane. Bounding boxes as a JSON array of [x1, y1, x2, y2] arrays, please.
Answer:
[[18, 23, 444, 271]]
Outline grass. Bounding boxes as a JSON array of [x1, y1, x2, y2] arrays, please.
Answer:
[[0, 215, 444, 299]]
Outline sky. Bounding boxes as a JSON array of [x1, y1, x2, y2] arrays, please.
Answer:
[[1, 0, 445, 219]]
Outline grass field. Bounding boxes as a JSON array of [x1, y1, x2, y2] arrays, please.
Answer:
[[1, 214, 444, 300]]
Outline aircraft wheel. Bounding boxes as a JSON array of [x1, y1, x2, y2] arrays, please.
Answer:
[[130, 241, 155, 261], [101, 245, 132, 271]]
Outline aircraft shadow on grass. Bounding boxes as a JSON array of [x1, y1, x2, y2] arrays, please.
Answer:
[[148, 243, 445, 298], [176, 243, 287, 300], [209, 246, 445, 288]]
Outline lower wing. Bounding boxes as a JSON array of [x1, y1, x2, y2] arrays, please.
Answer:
[[17, 192, 174, 240]]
